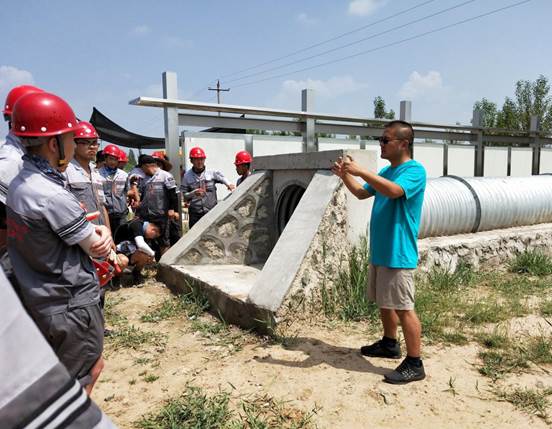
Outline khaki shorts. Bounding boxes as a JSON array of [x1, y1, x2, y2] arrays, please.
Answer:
[[367, 264, 415, 310]]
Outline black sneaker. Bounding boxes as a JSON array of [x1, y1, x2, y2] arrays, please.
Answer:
[[384, 358, 426, 384], [360, 339, 401, 359]]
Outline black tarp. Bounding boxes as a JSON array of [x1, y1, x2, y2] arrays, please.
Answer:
[[89, 107, 165, 150]]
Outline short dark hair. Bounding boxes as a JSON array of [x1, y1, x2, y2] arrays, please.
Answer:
[[96, 150, 105, 163], [385, 120, 414, 147]]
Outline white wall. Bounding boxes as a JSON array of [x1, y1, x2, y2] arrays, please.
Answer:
[[447, 145, 475, 177], [541, 149, 552, 174], [485, 147, 508, 177], [180, 133, 548, 198], [511, 148, 532, 176]]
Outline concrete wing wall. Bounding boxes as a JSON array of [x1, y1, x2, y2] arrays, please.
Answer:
[[161, 170, 276, 266]]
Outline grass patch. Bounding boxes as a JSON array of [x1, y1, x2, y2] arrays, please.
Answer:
[[476, 330, 510, 349], [319, 237, 379, 322], [143, 374, 159, 383], [477, 330, 552, 380], [478, 350, 530, 380], [141, 290, 210, 323], [136, 385, 316, 429], [107, 325, 167, 352], [104, 295, 128, 327], [498, 388, 552, 421], [509, 250, 552, 277], [540, 301, 552, 317], [524, 335, 552, 365]]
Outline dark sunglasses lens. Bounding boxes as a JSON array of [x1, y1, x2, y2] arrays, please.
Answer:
[[379, 137, 389, 144]]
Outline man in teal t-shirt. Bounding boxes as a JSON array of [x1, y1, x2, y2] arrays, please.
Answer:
[[332, 120, 426, 384]]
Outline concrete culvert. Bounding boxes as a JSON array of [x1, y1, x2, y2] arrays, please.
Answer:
[[276, 184, 305, 235]]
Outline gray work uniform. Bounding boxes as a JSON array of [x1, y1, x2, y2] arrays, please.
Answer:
[[0, 269, 117, 429], [99, 167, 129, 217], [0, 132, 26, 280], [7, 157, 103, 384], [0, 132, 25, 205], [137, 169, 177, 220], [65, 159, 108, 226], [127, 166, 147, 196], [181, 168, 230, 216]]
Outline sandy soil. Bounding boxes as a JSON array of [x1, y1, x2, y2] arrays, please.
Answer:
[[94, 282, 552, 429]]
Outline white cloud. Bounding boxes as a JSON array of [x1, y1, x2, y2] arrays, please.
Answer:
[[399, 71, 443, 99], [296, 12, 317, 25], [129, 25, 151, 36], [348, 0, 386, 16], [0, 65, 34, 94]]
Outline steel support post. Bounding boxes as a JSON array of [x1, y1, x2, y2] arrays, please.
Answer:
[[472, 109, 484, 176], [301, 89, 317, 152], [443, 143, 448, 176], [244, 134, 254, 156], [162, 71, 181, 186], [530, 115, 541, 175]]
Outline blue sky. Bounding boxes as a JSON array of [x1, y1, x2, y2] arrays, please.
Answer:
[[1, 0, 550, 139]]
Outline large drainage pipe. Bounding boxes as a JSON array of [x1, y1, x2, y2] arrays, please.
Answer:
[[419, 176, 552, 239]]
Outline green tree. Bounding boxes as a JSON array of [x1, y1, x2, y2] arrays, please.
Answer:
[[514, 75, 552, 132], [496, 97, 518, 130], [473, 75, 552, 133], [373, 96, 395, 120], [473, 97, 497, 127], [125, 148, 137, 172]]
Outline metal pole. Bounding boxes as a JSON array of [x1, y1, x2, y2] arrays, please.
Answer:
[[472, 109, 484, 177], [443, 143, 448, 176], [507, 146, 512, 176], [162, 71, 181, 186], [399, 100, 412, 122], [530, 115, 541, 175], [301, 89, 317, 152], [245, 134, 254, 156]]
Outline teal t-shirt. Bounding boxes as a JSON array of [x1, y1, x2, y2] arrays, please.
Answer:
[[363, 160, 426, 269]]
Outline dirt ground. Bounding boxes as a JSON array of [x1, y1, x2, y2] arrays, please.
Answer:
[[94, 281, 552, 429]]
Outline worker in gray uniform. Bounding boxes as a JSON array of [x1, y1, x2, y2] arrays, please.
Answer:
[[136, 155, 179, 254], [0, 85, 45, 283], [181, 146, 235, 229], [0, 268, 117, 427], [64, 121, 109, 227], [127, 153, 148, 211], [99, 144, 129, 235], [6, 91, 113, 394]]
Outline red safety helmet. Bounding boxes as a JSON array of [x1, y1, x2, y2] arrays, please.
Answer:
[[103, 144, 121, 159], [234, 150, 252, 166], [11, 92, 77, 138], [74, 120, 99, 140], [189, 147, 206, 159], [152, 150, 167, 160], [3, 85, 44, 117], [118, 150, 128, 163]]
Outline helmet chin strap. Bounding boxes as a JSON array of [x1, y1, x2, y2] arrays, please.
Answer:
[[56, 135, 68, 167]]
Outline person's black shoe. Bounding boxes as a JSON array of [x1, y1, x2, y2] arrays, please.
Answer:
[[360, 339, 401, 359], [384, 358, 426, 384]]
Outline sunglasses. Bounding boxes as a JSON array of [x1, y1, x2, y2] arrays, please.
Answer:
[[76, 139, 99, 147], [379, 137, 402, 145]]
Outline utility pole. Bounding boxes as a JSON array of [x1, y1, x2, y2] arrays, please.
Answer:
[[208, 80, 230, 116]]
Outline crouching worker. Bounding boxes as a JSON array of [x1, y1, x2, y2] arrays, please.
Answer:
[[6, 92, 113, 395], [114, 218, 161, 275]]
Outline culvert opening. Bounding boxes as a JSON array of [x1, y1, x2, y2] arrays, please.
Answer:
[[276, 184, 306, 235]]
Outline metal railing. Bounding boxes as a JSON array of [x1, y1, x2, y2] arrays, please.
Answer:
[[130, 71, 552, 180]]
